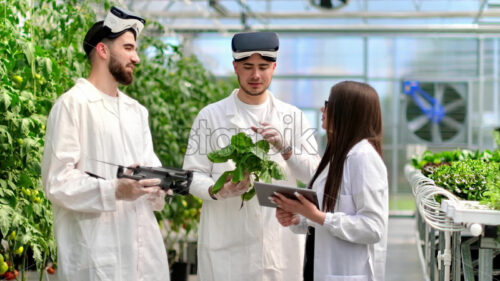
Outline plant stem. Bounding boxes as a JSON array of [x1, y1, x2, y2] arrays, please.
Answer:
[[38, 252, 47, 281], [21, 251, 26, 281]]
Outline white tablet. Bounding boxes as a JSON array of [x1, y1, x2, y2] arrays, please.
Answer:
[[254, 182, 319, 208]]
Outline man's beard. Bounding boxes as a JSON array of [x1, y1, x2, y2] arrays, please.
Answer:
[[109, 56, 134, 85], [237, 76, 267, 97]]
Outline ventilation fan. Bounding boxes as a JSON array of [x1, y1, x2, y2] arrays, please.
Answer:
[[402, 80, 467, 143]]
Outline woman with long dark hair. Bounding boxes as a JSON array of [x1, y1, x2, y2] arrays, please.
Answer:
[[272, 81, 389, 281]]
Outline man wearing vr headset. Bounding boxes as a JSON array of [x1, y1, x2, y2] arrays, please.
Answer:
[[183, 32, 320, 281], [42, 7, 170, 281]]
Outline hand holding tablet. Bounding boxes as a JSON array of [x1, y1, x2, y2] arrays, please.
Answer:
[[254, 182, 319, 208]]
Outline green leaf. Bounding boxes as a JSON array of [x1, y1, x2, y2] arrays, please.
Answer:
[[250, 146, 268, 160], [19, 173, 32, 187], [259, 170, 271, 183], [23, 41, 34, 66], [0, 125, 12, 145], [241, 187, 256, 201], [231, 133, 253, 150], [270, 162, 286, 180], [0, 206, 11, 237], [20, 117, 32, 136], [255, 140, 270, 153], [244, 154, 264, 172], [211, 171, 231, 195], [31, 243, 43, 264], [43, 57, 52, 75], [0, 91, 11, 110], [232, 164, 244, 183], [207, 144, 235, 163]]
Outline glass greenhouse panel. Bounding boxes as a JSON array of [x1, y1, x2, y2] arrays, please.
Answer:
[[190, 34, 234, 76], [366, 0, 479, 12], [367, 80, 396, 144], [393, 38, 477, 79], [368, 38, 396, 78], [269, 78, 345, 108], [277, 35, 364, 76]]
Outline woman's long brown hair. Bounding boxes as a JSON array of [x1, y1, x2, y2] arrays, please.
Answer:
[[309, 81, 383, 212]]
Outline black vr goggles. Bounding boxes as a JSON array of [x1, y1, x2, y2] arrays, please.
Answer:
[[231, 32, 279, 61], [83, 6, 145, 57]]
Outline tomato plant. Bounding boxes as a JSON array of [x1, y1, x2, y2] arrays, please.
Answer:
[[2, 0, 237, 275], [0, 0, 97, 279]]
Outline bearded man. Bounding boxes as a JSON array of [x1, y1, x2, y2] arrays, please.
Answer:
[[42, 7, 170, 281]]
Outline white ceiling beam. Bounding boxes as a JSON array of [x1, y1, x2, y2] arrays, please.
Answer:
[[144, 10, 500, 19], [159, 23, 500, 34]]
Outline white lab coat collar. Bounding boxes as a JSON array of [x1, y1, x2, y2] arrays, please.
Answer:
[[226, 88, 287, 128], [76, 78, 136, 105]]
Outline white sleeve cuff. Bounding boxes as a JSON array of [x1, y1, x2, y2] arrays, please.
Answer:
[[100, 179, 117, 211], [189, 172, 216, 201], [321, 211, 345, 234], [290, 215, 309, 234]]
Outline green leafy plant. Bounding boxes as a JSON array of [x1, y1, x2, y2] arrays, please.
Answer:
[[427, 160, 498, 202], [412, 148, 500, 213], [208, 133, 286, 201], [494, 127, 500, 149], [411, 148, 498, 170], [481, 173, 500, 210]]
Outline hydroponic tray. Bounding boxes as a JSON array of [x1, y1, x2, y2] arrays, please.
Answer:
[[441, 200, 500, 226]]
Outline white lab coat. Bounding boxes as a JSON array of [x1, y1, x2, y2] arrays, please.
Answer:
[[183, 89, 320, 281], [291, 139, 388, 281], [42, 78, 170, 281]]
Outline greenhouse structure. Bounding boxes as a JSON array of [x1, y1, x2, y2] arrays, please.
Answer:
[[1, 0, 499, 281]]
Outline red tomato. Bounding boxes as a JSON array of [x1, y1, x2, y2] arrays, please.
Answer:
[[46, 266, 56, 274], [3, 271, 15, 280]]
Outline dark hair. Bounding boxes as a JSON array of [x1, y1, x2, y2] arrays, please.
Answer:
[[83, 21, 136, 59], [309, 81, 383, 212]]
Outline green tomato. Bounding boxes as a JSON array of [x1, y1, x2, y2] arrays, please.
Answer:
[[0, 261, 7, 275], [8, 231, 15, 240], [12, 75, 23, 84], [16, 138, 24, 145], [21, 188, 31, 197], [14, 246, 23, 255]]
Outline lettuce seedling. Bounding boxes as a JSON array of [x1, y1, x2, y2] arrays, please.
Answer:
[[208, 132, 286, 201]]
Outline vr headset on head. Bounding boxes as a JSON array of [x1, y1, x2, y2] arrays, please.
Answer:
[[232, 32, 279, 61], [104, 6, 145, 38], [83, 6, 145, 56]]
